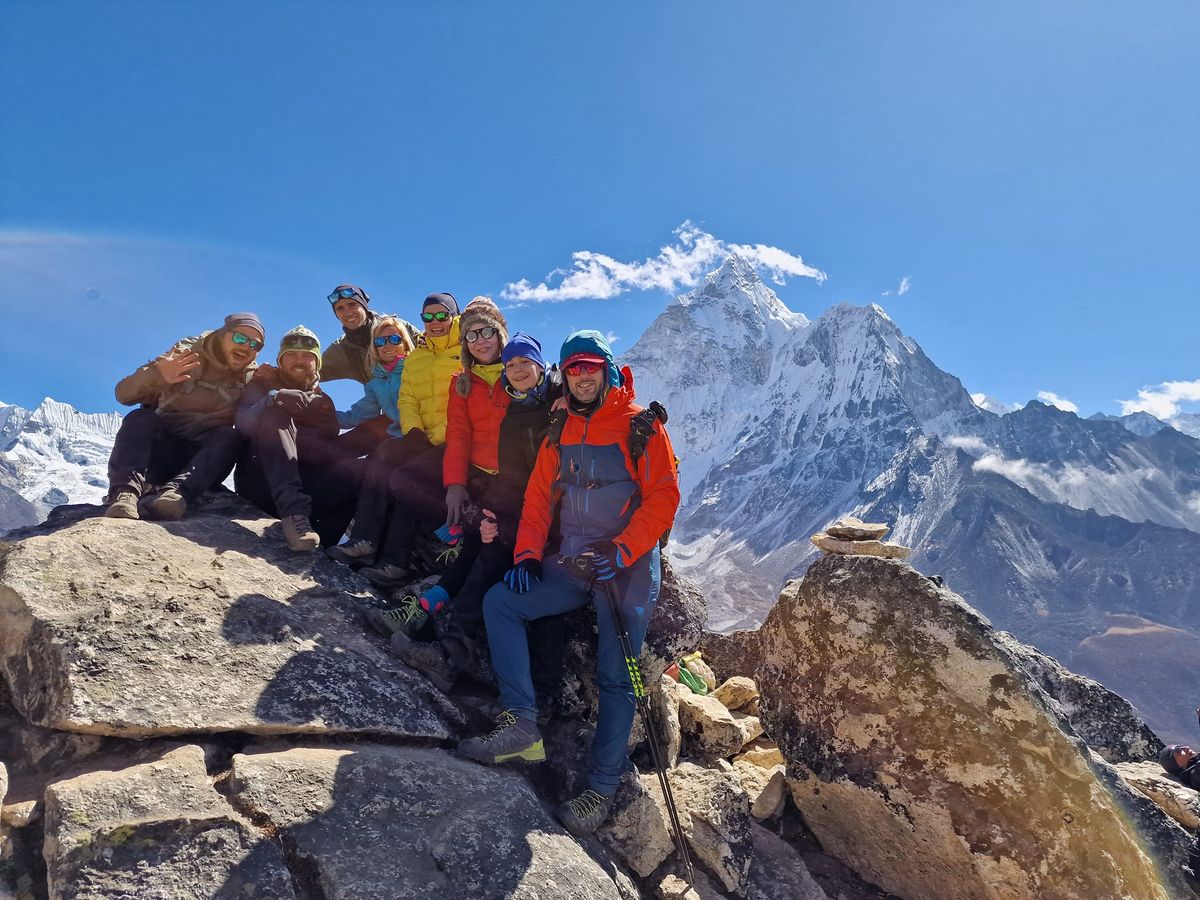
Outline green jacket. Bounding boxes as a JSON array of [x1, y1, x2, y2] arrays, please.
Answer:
[[115, 331, 256, 440]]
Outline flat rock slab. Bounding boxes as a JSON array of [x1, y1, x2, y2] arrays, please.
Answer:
[[824, 516, 890, 541], [0, 497, 461, 739], [229, 743, 625, 900], [42, 744, 294, 900], [1115, 760, 1200, 830], [810, 533, 911, 558], [758, 554, 1187, 900]]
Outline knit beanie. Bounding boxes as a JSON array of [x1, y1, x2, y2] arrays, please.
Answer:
[[277, 324, 323, 371], [423, 292, 459, 316], [328, 284, 371, 311], [1161, 744, 1186, 775], [223, 312, 265, 341], [455, 297, 509, 395], [501, 331, 546, 370]]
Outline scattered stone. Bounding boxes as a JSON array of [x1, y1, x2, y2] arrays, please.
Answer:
[[0, 493, 462, 740], [676, 686, 745, 759], [230, 743, 626, 899], [681, 655, 717, 692], [655, 674, 682, 769], [742, 697, 760, 717], [601, 774, 673, 878], [758, 554, 1193, 900], [735, 741, 784, 770], [824, 516, 889, 541], [712, 676, 759, 711], [1114, 760, 1200, 830], [1, 801, 38, 829], [745, 821, 829, 900], [731, 710, 764, 749], [0, 763, 6, 806], [42, 744, 294, 900], [998, 632, 1163, 763], [656, 874, 701, 899], [732, 761, 787, 820], [809, 533, 911, 558]]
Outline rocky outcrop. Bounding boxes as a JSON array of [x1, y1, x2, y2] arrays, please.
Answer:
[[997, 631, 1163, 763], [1115, 760, 1200, 830], [230, 744, 625, 899], [0, 494, 462, 739], [755, 554, 1194, 900], [42, 744, 294, 899]]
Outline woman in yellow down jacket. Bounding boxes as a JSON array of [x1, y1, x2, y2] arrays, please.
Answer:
[[398, 292, 462, 445]]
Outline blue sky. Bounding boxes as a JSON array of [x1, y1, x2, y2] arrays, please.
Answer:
[[2, 2, 1197, 420]]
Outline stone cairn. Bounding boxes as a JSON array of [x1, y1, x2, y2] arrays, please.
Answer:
[[810, 515, 911, 559]]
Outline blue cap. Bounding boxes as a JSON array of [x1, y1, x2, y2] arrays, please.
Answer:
[[502, 332, 547, 369]]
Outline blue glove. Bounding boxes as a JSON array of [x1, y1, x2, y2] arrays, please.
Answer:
[[504, 559, 543, 594], [582, 541, 622, 582]]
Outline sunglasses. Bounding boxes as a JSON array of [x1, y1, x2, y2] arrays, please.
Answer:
[[421, 310, 452, 323], [231, 331, 264, 351], [328, 287, 363, 304], [563, 360, 603, 376], [280, 334, 320, 352], [374, 334, 406, 348], [464, 326, 498, 343]]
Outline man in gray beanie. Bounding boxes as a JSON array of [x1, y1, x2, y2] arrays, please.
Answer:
[[105, 312, 265, 521]]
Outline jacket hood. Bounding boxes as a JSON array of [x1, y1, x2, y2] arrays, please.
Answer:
[[559, 329, 620, 388]]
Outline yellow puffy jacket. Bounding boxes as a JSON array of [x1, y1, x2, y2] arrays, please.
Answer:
[[397, 318, 462, 445]]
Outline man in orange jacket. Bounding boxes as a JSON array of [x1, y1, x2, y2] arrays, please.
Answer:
[[458, 329, 680, 836]]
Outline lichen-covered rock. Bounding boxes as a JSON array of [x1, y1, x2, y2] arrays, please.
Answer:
[[42, 744, 294, 900], [655, 674, 682, 769], [997, 631, 1163, 763], [810, 533, 911, 558], [730, 711, 763, 748], [759, 554, 1193, 900], [734, 742, 783, 770], [1114, 760, 1200, 830], [230, 743, 626, 899], [731, 761, 786, 820], [745, 821, 829, 900], [698, 629, 758, 683], [0, 493, 461, 740], [712, 677, 759, 712], [600, 774, 674, 878], [824, 516, 889, 541], [655, 874, 700, 899], [654, 762, 753, 896], [676, 687, 745, 759]]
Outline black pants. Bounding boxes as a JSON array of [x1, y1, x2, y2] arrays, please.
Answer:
[[376, 443, 449, 567], [348, 432, 430, 545], [335, 415, 392, 458], [234, 405, 362, 545], [107, 407, 241, 501]]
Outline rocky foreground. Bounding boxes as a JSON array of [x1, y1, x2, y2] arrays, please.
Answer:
[[1, 498, 1197, 899]]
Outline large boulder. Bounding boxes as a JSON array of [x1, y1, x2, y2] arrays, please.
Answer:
[[0, 493, 461, 739], [229, 743, 626, 899], [756, 554, 1194, 900], [1115, 760, 1200, 830], [42, 744, 294, 899], [997, 631, 1163, 763]]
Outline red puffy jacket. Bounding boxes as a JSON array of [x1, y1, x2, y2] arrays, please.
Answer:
[[443, 368, 510, 487]]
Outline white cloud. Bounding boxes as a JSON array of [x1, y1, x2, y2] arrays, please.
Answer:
[[946, 435, 988, 454], [1119, 379, 1200, 419], [898, 276, 911, 295], [605, 331, 620, 345], [1036, 391, 1078, 413], [501, 220, 826, 303]]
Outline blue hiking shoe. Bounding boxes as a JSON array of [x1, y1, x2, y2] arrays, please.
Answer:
[[458, 711, 545, 765]]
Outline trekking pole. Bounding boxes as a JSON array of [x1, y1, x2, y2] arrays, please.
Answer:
[[577, 558, 695, 886]]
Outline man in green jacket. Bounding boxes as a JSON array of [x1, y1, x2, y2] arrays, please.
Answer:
[[105, 312, 264, 520]]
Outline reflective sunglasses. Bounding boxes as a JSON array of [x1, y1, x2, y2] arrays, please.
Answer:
[[563, 360, 603, 376], [421, 310, 452, 323], [328, 287, 363, 304], [280, 334, 320, 352], [374, 334, 406, 348], [231, 331, 264, 351], [464, 326, 498, 343]]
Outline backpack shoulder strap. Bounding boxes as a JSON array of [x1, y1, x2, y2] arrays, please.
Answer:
[[628, 400, 668, 464], [544, 408, 569, 451]]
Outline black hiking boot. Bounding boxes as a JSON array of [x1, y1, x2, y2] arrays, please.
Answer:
[[555, 789, 614, 836]]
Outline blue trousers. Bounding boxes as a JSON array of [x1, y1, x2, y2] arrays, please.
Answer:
[[483, 547, 661, 797]]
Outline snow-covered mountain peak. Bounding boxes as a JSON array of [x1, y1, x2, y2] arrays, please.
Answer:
[[22, 397, 123, 441], [675, 253, 808, 337]]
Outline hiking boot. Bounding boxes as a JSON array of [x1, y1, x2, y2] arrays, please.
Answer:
[[555, 789, 614, 836], [390, 632, 456, 693], [364, 594, 427, 639], [326, 539, 376, 565], [359, 562, 410, 589], [458, 711, 545, 765], [104, 489, 140, 519], [281, 514, 320, 552], [149, 487, 187, 521]]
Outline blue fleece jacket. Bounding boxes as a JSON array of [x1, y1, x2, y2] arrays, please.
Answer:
[[336, 360, 405, 437]]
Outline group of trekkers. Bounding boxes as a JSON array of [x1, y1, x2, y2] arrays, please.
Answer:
[[104, 285, 681, 836]]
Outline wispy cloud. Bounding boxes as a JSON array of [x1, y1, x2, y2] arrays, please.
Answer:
[[1119, 379, 1200, 420], [946, 434, 988, 453], [500, 220, 826, 303], [1036, 391, 1078, 413], [605, 331, 620, 345], [881, 275, 911, 298]]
